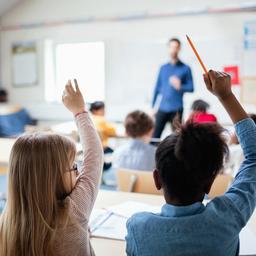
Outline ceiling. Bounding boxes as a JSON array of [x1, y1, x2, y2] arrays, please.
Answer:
[[0, 0, 22, 17]]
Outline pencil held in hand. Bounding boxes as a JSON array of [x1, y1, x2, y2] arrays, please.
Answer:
[[186, 35, 208, 74]]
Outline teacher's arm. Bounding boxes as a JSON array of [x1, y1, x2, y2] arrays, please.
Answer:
[[181, 66, 194, 93], [152, 69, 162, 108]]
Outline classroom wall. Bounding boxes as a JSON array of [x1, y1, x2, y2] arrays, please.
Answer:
[[0, 0, 256, 123]]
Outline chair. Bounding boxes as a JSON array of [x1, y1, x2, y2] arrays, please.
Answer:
[[116, 168, 161, 195], [208, 174, 233, 199]]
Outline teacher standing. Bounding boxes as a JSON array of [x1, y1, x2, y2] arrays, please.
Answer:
[[152, 38, 194, 138]]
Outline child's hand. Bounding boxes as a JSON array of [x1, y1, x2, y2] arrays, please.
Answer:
[[203, 70, 233, 101], [62, 79, 85, 115]]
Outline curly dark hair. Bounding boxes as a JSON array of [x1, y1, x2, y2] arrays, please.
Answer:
[[156, 121, 229, 202]]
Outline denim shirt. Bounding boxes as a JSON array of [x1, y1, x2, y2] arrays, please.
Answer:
[[112, 139, 156, 171], [126, 118, 256, 256]]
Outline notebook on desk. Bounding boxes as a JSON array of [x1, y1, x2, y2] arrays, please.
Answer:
[[89, 201, 256, 255]]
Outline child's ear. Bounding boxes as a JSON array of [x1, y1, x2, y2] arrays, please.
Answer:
[[153, 169, 162, 190]]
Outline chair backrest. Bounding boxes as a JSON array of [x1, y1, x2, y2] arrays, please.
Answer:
[[208, 174, 233, 199], [116, 168, 161, 195]]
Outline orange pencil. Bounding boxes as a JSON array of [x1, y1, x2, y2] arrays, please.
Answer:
[[186, 35, 208, 74]]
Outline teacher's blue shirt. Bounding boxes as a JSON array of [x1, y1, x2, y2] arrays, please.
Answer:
[[126, 118, 256, 256], [152, 61, 194, 113]]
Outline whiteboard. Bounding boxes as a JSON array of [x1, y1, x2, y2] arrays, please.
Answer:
[[12, 42, 38, 87]]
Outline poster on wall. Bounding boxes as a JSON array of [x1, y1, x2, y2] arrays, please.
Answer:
[[12, 41, 38, 87], [223, 66, 240, 86]]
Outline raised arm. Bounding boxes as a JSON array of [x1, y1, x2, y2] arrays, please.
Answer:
[[62, 80, 103, 218], [204, 70, 256, 229]]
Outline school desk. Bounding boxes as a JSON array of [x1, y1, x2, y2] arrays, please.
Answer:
[[91, 190, 256, 256]]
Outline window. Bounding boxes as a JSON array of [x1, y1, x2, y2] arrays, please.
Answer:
[[45, 41, 105, 103]]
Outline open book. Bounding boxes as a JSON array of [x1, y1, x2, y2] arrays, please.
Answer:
[[89, 201, 256, 255]]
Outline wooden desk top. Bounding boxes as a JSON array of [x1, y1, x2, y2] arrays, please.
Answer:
[[91, 191, 164, 256], [91, 190, 256, 256]]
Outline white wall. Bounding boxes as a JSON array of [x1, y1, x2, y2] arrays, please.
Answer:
[[0, 0, 256, 122]]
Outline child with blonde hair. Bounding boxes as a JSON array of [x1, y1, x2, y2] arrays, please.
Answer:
[[0, 80, 103, 256]]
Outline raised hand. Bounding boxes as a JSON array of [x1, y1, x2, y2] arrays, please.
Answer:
[[62, 79, 85, 115], [204, 70, 247, 123], [203, 70, 232, 101]]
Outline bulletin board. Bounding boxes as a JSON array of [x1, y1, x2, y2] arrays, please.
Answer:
[[12, 41, 38, 87]]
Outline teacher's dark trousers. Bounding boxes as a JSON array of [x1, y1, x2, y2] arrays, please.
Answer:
[[153, 109, 183, 138]]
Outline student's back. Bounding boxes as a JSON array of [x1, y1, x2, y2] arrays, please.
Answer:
[[189, 112, 217, 123], [112, 110, 156, 171], [0, 105, 34, 137], [113, 138, 156, 171], [126, 71, 256, 256], [126, 194, 245, 255]]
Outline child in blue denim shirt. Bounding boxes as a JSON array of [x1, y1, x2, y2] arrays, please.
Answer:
[[126, 70, 256, 256]]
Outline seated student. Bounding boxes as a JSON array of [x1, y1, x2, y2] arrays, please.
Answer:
[[90, 101, 116, 149], [112, 110, 156, 171], [126, 70, 256, 256], [188, 99, 217, 123], [0, 89, 36, 137], [0, 80, 103, 256]]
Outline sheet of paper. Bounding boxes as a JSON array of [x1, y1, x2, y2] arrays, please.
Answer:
[[89, 201, 161, 240], [240, 227, 256, 255], [89, 208, 111, 232], [91, 213, 127, 240]]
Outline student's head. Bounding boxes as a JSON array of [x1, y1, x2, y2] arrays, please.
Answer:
[[0, 89, 8, 103], [90, 101, 105, 116], [0, 132, 77, 255], [125, 110, 154, 142], [153, 122, 228, 205], [168, 38, 181, 60], [191, 99, 210, 113]]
